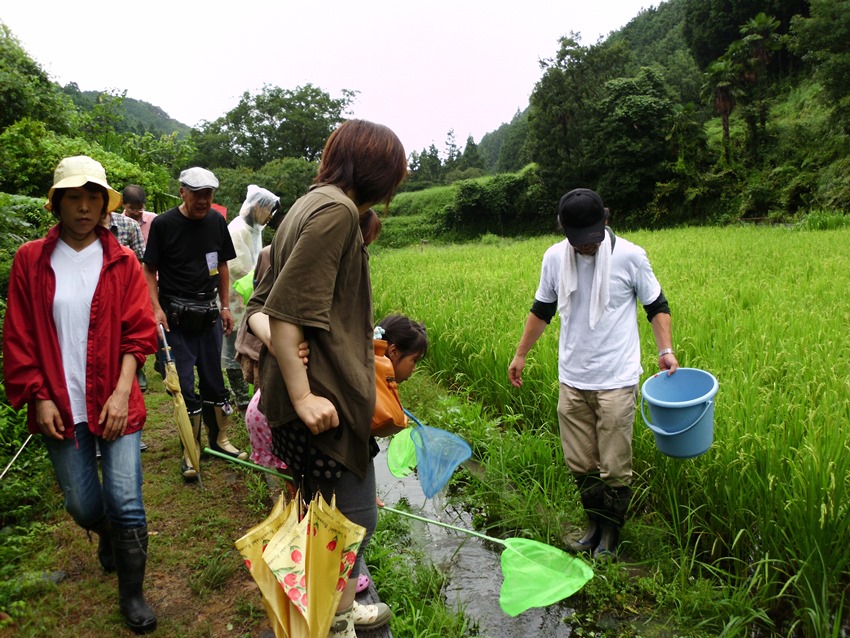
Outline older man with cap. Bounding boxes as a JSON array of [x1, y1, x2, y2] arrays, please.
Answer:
[[142, 167, 247, 482], [508, 188, 679, 561]]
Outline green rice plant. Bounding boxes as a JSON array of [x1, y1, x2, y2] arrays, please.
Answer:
[[797, 210, 850, 231], [373, 226, 850, 633]]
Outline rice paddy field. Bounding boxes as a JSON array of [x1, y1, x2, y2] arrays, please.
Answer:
[[371, 226, 850, 636]]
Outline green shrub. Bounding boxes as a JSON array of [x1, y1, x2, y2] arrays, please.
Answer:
[[441, 164, 553, 239], [0, 119, 161, 203], [0, 193, 53, 299], [388, 185, 456, 218], [797, 209, 850, 230]]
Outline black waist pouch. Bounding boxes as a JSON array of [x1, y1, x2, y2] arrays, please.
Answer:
[[166, 297, 219, 333]]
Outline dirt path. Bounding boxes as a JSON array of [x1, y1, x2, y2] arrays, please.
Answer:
[[2, 370, 278, 638]]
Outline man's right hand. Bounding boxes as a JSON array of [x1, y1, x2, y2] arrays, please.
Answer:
[[154, 308, 168, 332], [508, 354, 526, 388]]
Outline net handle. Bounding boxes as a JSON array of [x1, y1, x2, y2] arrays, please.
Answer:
[[379, 505, 505, 547]]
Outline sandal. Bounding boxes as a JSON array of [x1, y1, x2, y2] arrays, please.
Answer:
[[356, 574, 370, 593]]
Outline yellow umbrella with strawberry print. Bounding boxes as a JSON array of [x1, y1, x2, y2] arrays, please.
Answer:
[[234, 492, 304, 637], [263, 491, 366, 638]]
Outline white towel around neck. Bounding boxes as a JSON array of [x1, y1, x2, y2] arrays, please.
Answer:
[[557, 232, 611, 330]]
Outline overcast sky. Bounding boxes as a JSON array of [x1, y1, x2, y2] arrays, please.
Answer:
[[3, 0, 654, 156]]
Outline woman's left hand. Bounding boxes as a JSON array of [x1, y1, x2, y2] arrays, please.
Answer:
[[99, 389, 130, 441]]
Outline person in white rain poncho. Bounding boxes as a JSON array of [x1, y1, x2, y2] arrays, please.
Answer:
[[223, 185, 280, 407]]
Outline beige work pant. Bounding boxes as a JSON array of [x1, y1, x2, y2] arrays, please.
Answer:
[[557, 384, 638, 487]]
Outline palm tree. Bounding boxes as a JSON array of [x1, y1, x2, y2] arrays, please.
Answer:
[[701, 58, 743, 165]]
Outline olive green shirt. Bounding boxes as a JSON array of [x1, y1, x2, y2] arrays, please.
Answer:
[[247, 184, 375, 478]]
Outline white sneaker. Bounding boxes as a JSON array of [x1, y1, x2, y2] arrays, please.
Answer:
[[351, 600, 392, 629]]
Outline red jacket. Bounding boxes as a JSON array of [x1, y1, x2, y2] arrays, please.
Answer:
[[3, 224, 158, 438]]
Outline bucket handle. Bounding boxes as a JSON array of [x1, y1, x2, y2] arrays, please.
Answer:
[[640, 396, 713, 438]]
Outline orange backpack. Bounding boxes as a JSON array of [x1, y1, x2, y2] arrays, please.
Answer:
[[372, 339, 408, 434]]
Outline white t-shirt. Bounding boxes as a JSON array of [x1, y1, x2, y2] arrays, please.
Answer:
[[51, 239, 103, 424], [535, 236, 661, 390]]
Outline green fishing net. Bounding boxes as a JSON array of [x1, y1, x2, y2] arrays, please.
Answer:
[[498, 537, 594, 616], [386, 427, 417, 478]]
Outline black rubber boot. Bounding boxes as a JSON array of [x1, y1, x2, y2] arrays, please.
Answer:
[[594, 524, 621, 562], [592, 485, 632, 562], [203, 403, 248, 460], [88, 515, 114, 573], [112, 525, 157, 634], [226, 368, 251, 410], [181, 412, 202, 482], [568, 473, 605, 553]]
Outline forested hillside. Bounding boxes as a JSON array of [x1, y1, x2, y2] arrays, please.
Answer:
[[61, 84, 193, 138], [472, 0, 850, 227], [3, 0, 850, 232]]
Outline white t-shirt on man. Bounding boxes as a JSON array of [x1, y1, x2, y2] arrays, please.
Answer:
[[535, 236, 661, 390]]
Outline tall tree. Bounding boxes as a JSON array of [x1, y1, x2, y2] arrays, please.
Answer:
[[588, 67, 675, 215], [526, 35, 631, 199], [457, 135, 484, 171], [0, 23, 75, 134], [497, 110, 530, 173], [443, 129, 461, 174], [192, 84, 355, 169], [702, 57, 743, 164], [791, 0, 850, 130], [731, 13, 783, 161]]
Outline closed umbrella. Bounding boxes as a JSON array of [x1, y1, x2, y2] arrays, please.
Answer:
[[235, 486, 367, 638], [263, 491, 366, 637], [235, 492, 299, 637], [159, 324, 202, 487]]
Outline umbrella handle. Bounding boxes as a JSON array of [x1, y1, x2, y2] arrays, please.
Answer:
[[158, 323, 174, 364], [379, 504, 505, 547]]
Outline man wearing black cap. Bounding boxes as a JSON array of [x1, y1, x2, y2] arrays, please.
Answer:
[[508, 188, 678, 561], [143, 167, 248, 482]]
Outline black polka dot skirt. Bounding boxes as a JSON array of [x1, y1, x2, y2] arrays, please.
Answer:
[[270, 421, 344, 481]]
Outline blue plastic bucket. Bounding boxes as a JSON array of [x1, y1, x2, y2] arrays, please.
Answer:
[[640, 368, 718, 458]]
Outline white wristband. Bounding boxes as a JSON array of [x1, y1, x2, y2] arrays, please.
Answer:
[[658, 348, 674, 357]]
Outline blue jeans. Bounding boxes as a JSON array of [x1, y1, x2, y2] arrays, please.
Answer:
[[44, 423, 147, 530]]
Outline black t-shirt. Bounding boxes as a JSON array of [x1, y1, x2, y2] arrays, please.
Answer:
[[143, 207, 236, 297]]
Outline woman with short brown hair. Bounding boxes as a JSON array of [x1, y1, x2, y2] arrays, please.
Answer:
[[247, 119, 406, 637]]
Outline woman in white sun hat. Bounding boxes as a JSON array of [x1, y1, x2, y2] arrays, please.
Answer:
[[2, 155, 159, 634]]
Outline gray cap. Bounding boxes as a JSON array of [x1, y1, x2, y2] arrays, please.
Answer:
[[179, 167, 219, 190]]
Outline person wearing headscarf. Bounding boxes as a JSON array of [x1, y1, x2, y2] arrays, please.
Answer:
[[223, 185, 279, 407]]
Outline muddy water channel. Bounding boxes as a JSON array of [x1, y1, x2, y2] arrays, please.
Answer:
[[374, 445, 578, 638]]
